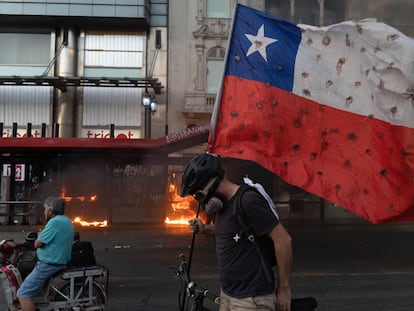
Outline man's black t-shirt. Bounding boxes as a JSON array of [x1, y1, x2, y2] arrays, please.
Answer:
[[214, 187, 279, 298]]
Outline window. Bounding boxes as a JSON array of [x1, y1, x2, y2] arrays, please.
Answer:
[[0, 32, 51, 126], [206, 47, 225, 94], [0, 32, 51, 75], [84, 32, 145, 77], [83, 87, 141, 127], [206, 0, 230, 18], [207, 47, 226, 60], [0, 33, 50, 65], [83, 32, 145, 127]]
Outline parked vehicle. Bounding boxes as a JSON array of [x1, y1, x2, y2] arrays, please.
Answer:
[[0, 232, 108, 311]]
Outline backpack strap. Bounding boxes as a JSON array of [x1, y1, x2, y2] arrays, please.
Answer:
[[232, 184, 274, 283]]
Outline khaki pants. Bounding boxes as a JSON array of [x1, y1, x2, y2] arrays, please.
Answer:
[[219, 289, 276, 311]]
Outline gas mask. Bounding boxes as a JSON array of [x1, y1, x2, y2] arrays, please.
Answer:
[[204, 196, 223, 214]]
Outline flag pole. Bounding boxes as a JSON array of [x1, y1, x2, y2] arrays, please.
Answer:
[[208, 3, 239, 148]]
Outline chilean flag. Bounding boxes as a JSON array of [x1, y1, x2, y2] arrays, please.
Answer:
[[207, 4, 414, 224]]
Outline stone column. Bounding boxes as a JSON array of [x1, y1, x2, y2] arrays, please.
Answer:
[[195, 42, 205, 91]]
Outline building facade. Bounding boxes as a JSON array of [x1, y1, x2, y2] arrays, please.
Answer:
[[0, 0, 170, 224], [0, 0, 168, 139]]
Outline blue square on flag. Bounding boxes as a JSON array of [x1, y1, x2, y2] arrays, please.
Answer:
[[225, 4, 302, 92]]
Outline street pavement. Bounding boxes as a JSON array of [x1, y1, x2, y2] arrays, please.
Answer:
[[1, 219, 414, 310]]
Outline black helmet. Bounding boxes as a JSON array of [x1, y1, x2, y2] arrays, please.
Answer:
[[180, 153, 224, 199]]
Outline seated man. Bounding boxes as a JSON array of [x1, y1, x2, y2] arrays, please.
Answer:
[[68, 232, 97, 267], [17, 196, 74, 311]]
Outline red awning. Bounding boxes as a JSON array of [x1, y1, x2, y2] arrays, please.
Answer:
[[0, 124, 210, 155]]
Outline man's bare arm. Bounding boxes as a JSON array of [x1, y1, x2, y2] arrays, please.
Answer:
[[268, 223, 292, 311], [34, 239, 44, 248]]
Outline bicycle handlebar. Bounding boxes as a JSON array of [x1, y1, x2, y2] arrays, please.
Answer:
[[177, 254, 220, 306], [206, 290, 220, 305], [188, 282, 220, 304]]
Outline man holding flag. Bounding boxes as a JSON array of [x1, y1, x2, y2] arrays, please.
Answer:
[[182, 153, 293, 311], [208, 4, 414, 224]]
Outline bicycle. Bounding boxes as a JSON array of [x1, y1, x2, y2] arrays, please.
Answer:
[[176, 253, 219, 311]]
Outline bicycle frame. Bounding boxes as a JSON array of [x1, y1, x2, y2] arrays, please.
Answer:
[[176, 254, 219, 311], [36, 266, 108, 311]]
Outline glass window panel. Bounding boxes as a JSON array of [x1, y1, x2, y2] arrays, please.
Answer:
[[207, 47, 225, 60], [0, 33, 51, 65], [151, 15, 167, 26], [207, 60, 224, 94], [266, 0, 346, 25], [0, 86, 50, 126], [207, 0, 229, 18], [266, 0, 290, 20], [84, 67, 142, 77], [207, 49, 216, 58], [85, 51, 143, 67], [151, 3, 167, 14], [83, 87, 141, 126], [85, 34, 144, 51], [84, 33, 144, 72], [0, 65, 48, 76]]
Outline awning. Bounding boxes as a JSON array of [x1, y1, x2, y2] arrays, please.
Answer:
[[0, 124, 209, 159]]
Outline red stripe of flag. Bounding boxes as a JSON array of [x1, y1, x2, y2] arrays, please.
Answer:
[[208, 76, 414, 223]]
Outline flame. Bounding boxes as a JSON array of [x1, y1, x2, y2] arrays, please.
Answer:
[[164, 174, 203, 225], [165, 217, 191, 225], [61, 193, 97, 204], [73, 216, 108, 228]]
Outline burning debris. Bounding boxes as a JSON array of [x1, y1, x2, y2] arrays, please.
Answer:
[[73, 216, 108, 228], [61, 190, 107, 227], [164, 173, 206, 225]]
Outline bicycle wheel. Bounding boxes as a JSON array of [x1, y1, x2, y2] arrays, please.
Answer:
[[51, 280, 107, 310]]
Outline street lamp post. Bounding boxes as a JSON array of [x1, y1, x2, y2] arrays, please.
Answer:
[[142, 94, 158, 139]]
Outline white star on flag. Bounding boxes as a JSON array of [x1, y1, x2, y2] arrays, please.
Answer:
[[245, 24, 278, 62]]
